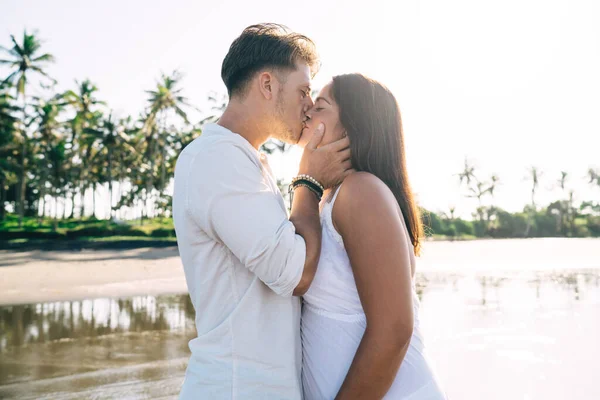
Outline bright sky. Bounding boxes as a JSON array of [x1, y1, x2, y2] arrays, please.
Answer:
[[2, 0, 599, 217]]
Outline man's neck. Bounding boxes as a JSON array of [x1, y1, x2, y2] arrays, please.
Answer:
[[218, 102, 270, 150]]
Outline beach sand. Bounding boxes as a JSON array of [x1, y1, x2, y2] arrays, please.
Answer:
[[0, 247, 187, 305]]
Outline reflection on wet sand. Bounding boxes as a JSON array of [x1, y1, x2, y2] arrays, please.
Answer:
[[1, 295, 196, 351], [0, 295, 197, 399], [0, 269, 599, 400]]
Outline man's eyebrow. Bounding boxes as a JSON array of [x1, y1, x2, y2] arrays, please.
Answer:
[[315, 97, 331, 105]]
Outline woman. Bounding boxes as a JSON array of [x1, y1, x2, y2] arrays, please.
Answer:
[[298, 74, 446, 399]]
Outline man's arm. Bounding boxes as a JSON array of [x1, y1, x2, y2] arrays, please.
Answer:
[[288, 185, 321, 296], [187, 143, 306, 297], [186, 129, 351, 297]]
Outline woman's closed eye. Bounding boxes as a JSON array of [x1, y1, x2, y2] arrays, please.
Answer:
[[313, 107, 324, 112]]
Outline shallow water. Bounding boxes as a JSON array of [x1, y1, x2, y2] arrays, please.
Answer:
[[1, 239, 599, 399]]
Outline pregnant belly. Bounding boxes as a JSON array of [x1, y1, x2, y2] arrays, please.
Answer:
[[301, 305, 366, 400]]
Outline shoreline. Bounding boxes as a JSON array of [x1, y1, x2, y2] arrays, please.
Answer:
[[3, 234, 599, 253], [0, 238, 178, 252], [2, 237, 599, 306]]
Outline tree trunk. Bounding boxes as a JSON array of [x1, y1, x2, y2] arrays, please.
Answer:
[[52, 192, 58, 231], [524, 188, 536, 237], [62, 195, 67, 220], [42, 194, 47, 220], [141, 193, 146, 225], [79, 183, 85, 218], [160, 146, 166, 194], [0, 180, 5, 221], [92, 184, 97, 219], [39, 192, 46, 220], [524, 212, 532, 237], [108, 150, 113, 219], [117, 180, 123, 219], [160, 116, 167, 194], [17, 96, 27, 228], [18, 139, 26, 227], [67, 189, 75, 219]]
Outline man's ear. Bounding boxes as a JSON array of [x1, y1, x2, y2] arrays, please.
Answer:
[[258, 71, 275, 100]]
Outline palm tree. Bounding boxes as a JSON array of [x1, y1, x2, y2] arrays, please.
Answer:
[[448, 206, 456, 221], [524, 166, 542, 236], [588, 168, 600, 189], [85, 113, 135, 218], [30, 97, 65, 223], [457, 157, 478, 187], [145, 71, 191, 128], [141, 71, 193, 219], [63, 79, 105, 139], [567, 190, 577, 236], [469, 181, 488, 216], [0, 30, 55, 226], [557, 171, 568, 192], [555, 171, 571, 235], [46, 138, 68, 229], [580, 168, 600, 219], [62, 79, 105, 218], [487, 174, 500, 201], [0, 83, 17, 135], [0, 83, 19, 220], [528, 167, 542, 208], [457, 158, 487, 234], [485, 174, 500, 230]]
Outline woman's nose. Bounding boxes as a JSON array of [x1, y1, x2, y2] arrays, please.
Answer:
[[305, 107, 313, 119]]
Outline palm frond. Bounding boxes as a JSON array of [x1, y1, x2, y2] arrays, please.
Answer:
[[1, 71, 19, 87], [30, 66, 56, 83], [32, 53, 55, 63], [9, 35, 24, 57]]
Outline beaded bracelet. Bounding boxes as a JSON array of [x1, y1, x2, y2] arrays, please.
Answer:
[[288, 180, 323, 209], [292, 179, 323, 198], [291, 174, 325, 192]]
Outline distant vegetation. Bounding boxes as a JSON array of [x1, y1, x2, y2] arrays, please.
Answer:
[[1, 30, 598, 246]]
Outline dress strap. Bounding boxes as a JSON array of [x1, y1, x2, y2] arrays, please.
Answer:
[[321, 185, 344, 246], [329, 184, 343, 204]]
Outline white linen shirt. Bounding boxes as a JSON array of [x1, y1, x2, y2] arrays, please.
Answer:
[[173, 123, 306, 399]]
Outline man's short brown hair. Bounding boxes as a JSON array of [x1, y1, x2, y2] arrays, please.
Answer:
[[221, 23, 320, 98]]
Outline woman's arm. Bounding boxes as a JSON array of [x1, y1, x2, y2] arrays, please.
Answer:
[[333, 172, 415, 400], [291, 126, 353, 296]]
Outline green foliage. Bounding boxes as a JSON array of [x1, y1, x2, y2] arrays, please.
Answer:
[[0, 215, 174, 240]]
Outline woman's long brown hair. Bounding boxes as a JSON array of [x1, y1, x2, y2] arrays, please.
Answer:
[[332, 73, 424, 255]]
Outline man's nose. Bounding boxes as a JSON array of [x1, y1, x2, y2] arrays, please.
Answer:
[[304, 96, 314, 110]]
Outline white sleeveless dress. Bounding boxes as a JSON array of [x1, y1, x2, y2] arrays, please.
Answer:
[[301, 186, 447, 400]]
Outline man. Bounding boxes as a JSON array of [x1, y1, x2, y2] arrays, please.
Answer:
[[173, 23, 352, 399]]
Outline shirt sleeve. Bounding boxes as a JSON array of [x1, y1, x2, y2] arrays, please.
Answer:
[[185, 142, 306, 297]]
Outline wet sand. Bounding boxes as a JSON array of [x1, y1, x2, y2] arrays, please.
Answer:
[[1, 238, 599, 399], [2, 238, 599, 306]]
